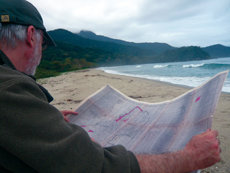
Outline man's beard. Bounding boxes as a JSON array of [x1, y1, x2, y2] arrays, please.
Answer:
[[25, 42, 41, 76]]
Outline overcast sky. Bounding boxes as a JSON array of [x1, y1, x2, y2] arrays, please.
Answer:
[[28, 0, 230, 47]]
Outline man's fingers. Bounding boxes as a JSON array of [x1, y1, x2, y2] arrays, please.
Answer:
[[207, 128, 211, 132], [65, 111, 78, 115], [203, 129, 218, 138], [64, 111, 78, 115], [64, 116, 69, 122], [61, 110, 78, 122], [212, 130, 218, 137], [61, 110, 78, 116]]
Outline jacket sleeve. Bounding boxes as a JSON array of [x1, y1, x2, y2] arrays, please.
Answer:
[[0, 77, 140, 173]]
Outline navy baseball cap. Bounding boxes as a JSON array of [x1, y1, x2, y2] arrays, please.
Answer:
[[0, 0, 55, 47]]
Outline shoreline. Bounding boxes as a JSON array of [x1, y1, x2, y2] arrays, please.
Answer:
[[39, 68, 230, 173], [98, 68, 230, 95], [99, 68, 230, 95]]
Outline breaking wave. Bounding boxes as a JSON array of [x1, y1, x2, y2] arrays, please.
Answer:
[[153, 65, 169, 68], [183, 64, 204, 68], [182, 63, 230, 70]]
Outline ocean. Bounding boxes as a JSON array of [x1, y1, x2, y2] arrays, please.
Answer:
[[99, 57, 230, 93]]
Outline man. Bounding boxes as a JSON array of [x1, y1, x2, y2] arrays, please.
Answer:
[[0, 0, 220, 172]]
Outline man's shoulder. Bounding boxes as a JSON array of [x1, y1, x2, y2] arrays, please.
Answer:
[[0, 65, 33, 82], [0, 65, 37, 91], [0, 65, 53, 102]]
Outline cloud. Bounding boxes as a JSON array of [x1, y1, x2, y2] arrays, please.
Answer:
[[28, 0, 230, 47], [126, 0, 230, 46]]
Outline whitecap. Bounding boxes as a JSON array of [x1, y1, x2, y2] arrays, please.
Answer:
[[153, 65, 168, 68], [182, 63, 204, 68]]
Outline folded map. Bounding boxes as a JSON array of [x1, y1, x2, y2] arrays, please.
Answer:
[[69, 71, 228, 159]]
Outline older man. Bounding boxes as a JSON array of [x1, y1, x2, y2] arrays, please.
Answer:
[[0, 0, 220, 172]]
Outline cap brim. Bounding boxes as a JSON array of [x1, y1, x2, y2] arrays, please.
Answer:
[[43, 31, 56, 47]]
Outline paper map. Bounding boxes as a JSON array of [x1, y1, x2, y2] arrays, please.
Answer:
[[69, 71, 228, 156]]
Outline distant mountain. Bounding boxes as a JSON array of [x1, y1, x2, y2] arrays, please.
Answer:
[[37, 28, 216, 78], [157, 46, 210, 62], [47, 29, 213, 64], [48, 29, 156, 56], [78, 30, 175, 54], [47, 29, 211, 65], [203, 44, 230, 58]]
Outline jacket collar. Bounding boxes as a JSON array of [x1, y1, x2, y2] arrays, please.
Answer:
[[0, 50, 17, 70], [0, 50, 53, 103]]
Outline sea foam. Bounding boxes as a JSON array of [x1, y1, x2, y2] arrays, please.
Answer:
[[153, 65, 168, 68], [182, 64, 204, 68]]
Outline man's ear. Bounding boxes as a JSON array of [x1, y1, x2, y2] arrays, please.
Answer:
[[26, 25, 36, 48]]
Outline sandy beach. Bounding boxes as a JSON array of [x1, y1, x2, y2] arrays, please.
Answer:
[[39, 68, 230, 173]]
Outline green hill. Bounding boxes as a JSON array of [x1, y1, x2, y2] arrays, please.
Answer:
[[202, 44, 230, 58], [78, 30, 174, 54], [48, 29, 153, 56], [36, 28, 230, 78]]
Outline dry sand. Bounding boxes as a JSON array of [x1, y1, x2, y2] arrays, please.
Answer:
[[38, 69, 230, 173]]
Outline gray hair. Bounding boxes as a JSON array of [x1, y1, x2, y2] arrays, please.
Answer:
[[0, 23, 42, 49]]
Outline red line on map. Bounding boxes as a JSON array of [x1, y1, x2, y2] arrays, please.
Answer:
[[116, 106, 143, 122], [88, 130, 94, 133], [195, 96, 201, 102], [123, 119, 129, 122]]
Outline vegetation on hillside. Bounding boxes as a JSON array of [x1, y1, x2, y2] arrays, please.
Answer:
[[35, 29, 230, 79]]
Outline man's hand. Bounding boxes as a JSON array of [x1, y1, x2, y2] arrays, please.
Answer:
[[60, 110, 78, 122], [136, 129, 221, 173], [182, 129, 221, 170]]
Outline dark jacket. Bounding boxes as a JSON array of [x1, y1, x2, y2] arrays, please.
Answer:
[[0, 50, 140, 173]]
